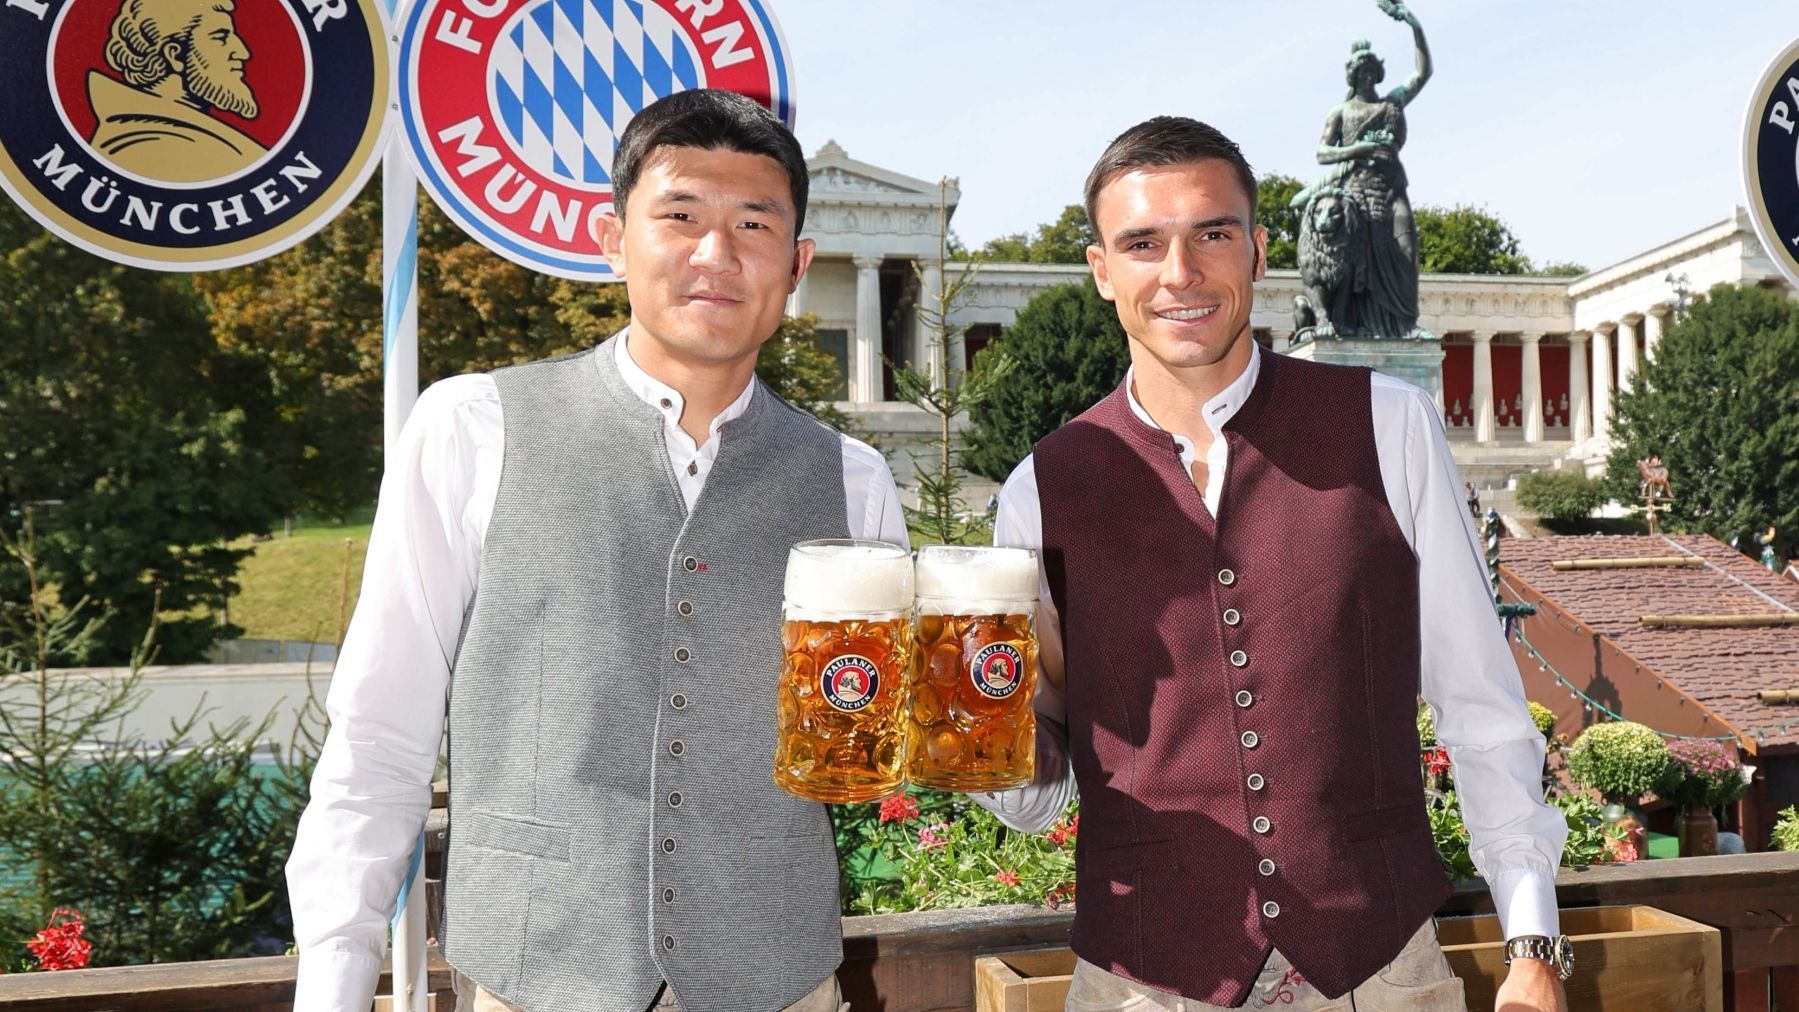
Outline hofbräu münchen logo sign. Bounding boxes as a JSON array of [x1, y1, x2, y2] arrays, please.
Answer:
[[397, 0, 796, 281], [0, 0, 393, 271]]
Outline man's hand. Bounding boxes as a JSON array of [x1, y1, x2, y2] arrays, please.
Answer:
[[1496, 958, 1568, 1012]]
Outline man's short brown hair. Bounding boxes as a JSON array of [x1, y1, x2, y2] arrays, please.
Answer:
[[1083, 117, 1258, 244]]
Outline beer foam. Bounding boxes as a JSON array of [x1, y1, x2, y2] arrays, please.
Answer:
[[914, 545, 1038, 607], [783, 540, 915, 615]]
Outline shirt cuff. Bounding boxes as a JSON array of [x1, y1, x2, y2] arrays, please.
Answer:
[[1488, 867, 1561, 941], [293, 942, 383, 1012]]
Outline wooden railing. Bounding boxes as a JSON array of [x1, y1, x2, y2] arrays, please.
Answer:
[[3, 851, 1795, 1011]]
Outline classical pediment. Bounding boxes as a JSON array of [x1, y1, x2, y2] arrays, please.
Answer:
[[808, 140, 957, 203]]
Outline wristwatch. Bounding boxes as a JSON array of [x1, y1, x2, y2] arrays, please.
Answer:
[[1503, 934, 1574, 981]]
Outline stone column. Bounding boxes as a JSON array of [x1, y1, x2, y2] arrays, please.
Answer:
[[852, 255, 883, 403], [1471, 331, 1497, 444], [785, 269, 809, 319], [1567, 331, 1591, 444], [1520, 332, 1545, 444], [1269, 328, 1293, 355], [915, 260, 944, 383], [1591, 324, 1614, 441], [1616, 315, 1640, 396], [1645, 309, 1667, 363]]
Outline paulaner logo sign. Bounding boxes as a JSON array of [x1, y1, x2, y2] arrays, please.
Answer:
[[1746, 37, 1799, 289], [397, 0, 796, 281], [0, 0, 393, 271]]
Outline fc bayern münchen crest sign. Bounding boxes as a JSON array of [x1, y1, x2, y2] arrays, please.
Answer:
[[397, 0, 795, 281], [0, 0, 393, 271], [1746, 37, 1799, 289]]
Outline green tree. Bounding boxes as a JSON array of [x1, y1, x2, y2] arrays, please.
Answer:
[[1515, 468, 1607, 524], [1, 517, 303, 967], [1602, 284, 1799, 561], [756, 314, 855, 433], [962, 280, 1130, 482], [0, 202, 289, 664], [1257, 172, 1304, 269], [1536, 260, 1588, 278], [1415, 204, 1534, 275], [977, 204, 1095, 265]]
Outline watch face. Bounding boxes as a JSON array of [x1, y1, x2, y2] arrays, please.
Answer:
[[1554, 936, 1575, 979]]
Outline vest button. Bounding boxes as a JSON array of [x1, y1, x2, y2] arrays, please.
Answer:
[[1217, 568, 1237, 586], [1235, 690, 1254, 708], [1252, 816, 1272, 834], [1262, 901, 1281, 918], [1240, 730, 1260, 749], [683, 556, 699, 572], [1229, 650, 1248, 668], [663, 934, 677, 950], [662, 838, 676, 853], [677, 600, 694, 616], [1223, 608, 1241, 626], [1259, 858, 1277, 876], [1246, 773, 1265, 790], [674, 647, 692, 664], [668, 792, 683, 808], [671, 693, 687, 709], [669, 740, 685, 756], [663, 887, 676, 903]]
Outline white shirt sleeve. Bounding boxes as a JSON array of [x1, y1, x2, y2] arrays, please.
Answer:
[[970, 454, 1075, 834], [842, 433, 909, 549], [1378, 377, 1568, 941], [285, 375, 502, 1012]]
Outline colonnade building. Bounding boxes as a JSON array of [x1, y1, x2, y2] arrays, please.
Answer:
[[794, 142, 1794, 482]]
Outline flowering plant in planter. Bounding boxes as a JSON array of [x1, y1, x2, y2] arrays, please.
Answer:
[[6, 908, 93, 972], [1566, 721, 1672, 803], [840, 789, 1078, 914], [1657, 739, 1750, 808]]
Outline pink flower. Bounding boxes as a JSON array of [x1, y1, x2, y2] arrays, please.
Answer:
[[993, 869, 1022, 887], [27, 909, 91, 971], [917, 822, 950, 850], [879, 794, 920, 824]]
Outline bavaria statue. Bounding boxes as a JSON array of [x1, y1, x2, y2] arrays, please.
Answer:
[[1292, 0, 1435, 344]]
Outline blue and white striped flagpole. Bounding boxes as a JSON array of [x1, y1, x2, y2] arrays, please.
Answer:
[[381, 0, 427, 1008]]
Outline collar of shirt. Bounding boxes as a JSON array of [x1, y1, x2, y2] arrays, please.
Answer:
[[614, 329, 756, 473], [1123, 338, 1263, 470]]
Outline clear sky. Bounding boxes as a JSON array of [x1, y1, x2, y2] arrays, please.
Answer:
[[771, 0, 1792, 272]]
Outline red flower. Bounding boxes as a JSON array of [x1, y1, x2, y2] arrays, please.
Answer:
[[878, 794, 920, 824], [1044, 882, 1075, 909], [993, 869, 1022, 888], [1422, 747, 1452, 777], [27, 908, 91, 971]]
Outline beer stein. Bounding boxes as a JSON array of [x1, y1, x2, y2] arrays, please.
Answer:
[[773, 539, 915, 803], [907, 545, 1039, 792]]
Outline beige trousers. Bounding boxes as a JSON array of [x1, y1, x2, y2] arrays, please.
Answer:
[[1064, 919, 1466, 1012], [451, 971, 847, 1012]]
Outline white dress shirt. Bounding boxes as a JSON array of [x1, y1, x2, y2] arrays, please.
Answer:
[[286, 333, 907, 1012], [977, 341, 1567, 943]]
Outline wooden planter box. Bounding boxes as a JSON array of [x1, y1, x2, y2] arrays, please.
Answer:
[[973, 948, 1075, 1012], [974, 905, 1720, 1012], [1442, 904, 1721, 1012]]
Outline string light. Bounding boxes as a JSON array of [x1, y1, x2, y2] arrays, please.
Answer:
[[1513, 626, 1799, 744]]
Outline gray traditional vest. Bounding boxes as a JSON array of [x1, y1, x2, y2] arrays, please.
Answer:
[[441, 337, 850, 1012]]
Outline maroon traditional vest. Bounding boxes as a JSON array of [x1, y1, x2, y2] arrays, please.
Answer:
[[1033, 352, 1450, 1004]]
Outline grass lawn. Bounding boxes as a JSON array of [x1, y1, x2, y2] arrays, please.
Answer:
[[229, 508, 374, 643]]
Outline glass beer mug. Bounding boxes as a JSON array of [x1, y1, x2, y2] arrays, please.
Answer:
[[907, 545, 1039, 792], [773, 539, 915, 803]]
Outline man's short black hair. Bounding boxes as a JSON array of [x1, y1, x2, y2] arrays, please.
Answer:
[[611, 89, 809, 234], [1083, 116, 1258, 243]]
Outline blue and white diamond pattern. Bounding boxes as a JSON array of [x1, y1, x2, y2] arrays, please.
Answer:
[[489, 0, 704, 186]]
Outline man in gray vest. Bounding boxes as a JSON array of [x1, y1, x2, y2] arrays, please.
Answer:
[[286, 89, 905, 1012]]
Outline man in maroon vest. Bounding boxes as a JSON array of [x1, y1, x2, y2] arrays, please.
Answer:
[[977, 118, 1572, 1011]]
